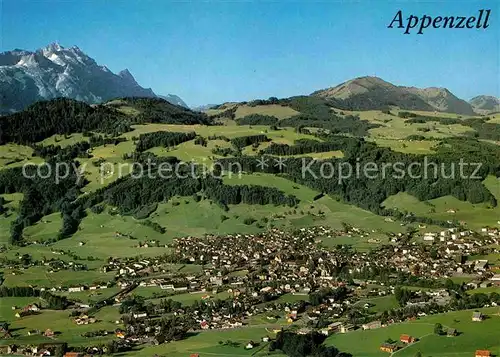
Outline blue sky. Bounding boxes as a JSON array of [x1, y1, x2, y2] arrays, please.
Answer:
[[2, 0, 498, 106]]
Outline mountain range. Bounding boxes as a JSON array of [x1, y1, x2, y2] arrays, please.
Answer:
[[312, 76, 497, 116], [469, 95, 500, 115], [0, 43, 187, 114], [0, 43, 497, 116]]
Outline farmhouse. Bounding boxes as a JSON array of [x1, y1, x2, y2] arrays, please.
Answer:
[[64, 353, 85, 357], [475, 350, 491, 357], [380, 343, 398, 353], [23, 303, 40, 312], [472, 311, 483, 322], [400, 334, 415, 344], [43, 329, 55, 338]]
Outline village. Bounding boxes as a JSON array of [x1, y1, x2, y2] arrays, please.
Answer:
[[1, 225, 500, 356]]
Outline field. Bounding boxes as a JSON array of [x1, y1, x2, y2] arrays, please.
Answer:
[[368, 138, 437, 154], [126, 327, 286, 357], [234, 104, 300, 120], [39, 133, 89, 148], [223, 172, 406, 233], [0, 297, 119, 346], [0, 193, 23, 245], [0, 144, 43, 171], [354, 295, 400, 313], [382, 175, 500, 230], [325, 308, 500, 357], [341, 109, 476, 141]]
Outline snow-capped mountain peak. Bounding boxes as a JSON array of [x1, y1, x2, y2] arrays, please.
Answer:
[[0, 42, 188, 113], [0, 43, 159, 113]]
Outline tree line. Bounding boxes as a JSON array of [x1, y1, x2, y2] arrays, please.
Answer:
[[236, 114, 279, 126], [0, 98, 131, 144], [230, 134, 270, 149], [214, 136, 499, 217], [0, 97, 211, 145], [0, 286, 69, 309], [82, 172, 299, 217], [135, 131, 196, 152], [270, 330, 351, 357], [0, 161, 85, 245], [106, 97, 212, 125], [261, 137, 354, 156]]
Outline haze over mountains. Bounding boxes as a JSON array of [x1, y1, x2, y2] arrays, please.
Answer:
[[0, 43, 187, 114], [0, 43, 497, 116]]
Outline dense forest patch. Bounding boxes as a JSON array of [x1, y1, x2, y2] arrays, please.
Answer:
[[105, 97, 211, 125], [0, 97, 210, 145], [135, 131, 196, 152]]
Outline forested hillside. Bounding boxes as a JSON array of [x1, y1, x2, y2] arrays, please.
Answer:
[[0, 95, 499, 246]]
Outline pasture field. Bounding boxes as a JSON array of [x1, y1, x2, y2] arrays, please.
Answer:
[[368, 138, 437, 154], [325, 308, 500, 357], [287, 151, 344, 159], [39, 133, 89, 148], [369, 119, 474, 140], [23, 212, 63, 242], [148, 139, 229, 164], [52, 124, 322, 192], [0, 193, 23, 245], [0, 143, 43, 170], [223, 173, 405, 233], [126, 327, 285, 357], [0, 299, 119, 347], [488, 114, 500, 124], [403, 110, 472, 119], [0, 144, 32, 167], [1, 266, 116, 288], [354, 295, 400, 313], [234, 104, 300, 120], [120, 123, 318, 143], [55, 287, 123, 304], [341, 109, 474, 140], [467, 286, 500, 295], [382, 175, 500, 230]]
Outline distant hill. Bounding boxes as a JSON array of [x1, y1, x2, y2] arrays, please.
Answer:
[[0, 97, 210, 144], [0, 43, 186, 113], [158, 94, 188, 108], [104, 97, 211, 125], [403, 86, 475, 115], [192, 104, 219, 112], [312, 76, 476, 115], [469, 95, 500, 114]]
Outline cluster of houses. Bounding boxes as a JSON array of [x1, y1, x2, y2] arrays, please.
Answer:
[[73, 314, 97, 325], [379, 334, 416, 353], [2, 224, 499, 355], [0, 344, 58, 356]]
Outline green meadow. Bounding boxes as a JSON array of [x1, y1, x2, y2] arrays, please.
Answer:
[[382, 175, 500, 230], [325, 308, 500, 357], [0, 298, 119, 346]]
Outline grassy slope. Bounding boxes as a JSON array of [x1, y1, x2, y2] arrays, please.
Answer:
[[382, 175, 500, 230], [325, 308, 500, 357], [234, 104, 300, 120], [0, 298, 119, 346]]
